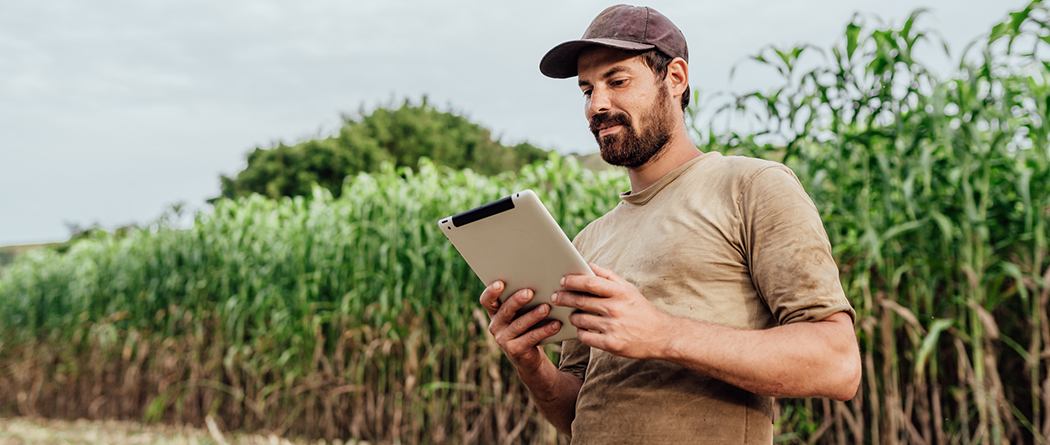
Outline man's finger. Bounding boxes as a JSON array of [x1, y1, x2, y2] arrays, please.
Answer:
[[575, 327, 605, 350], [567, 311, 604, 331], [551, 290, 606, 315], [495, 303, 554, 348], [479, 280, 505, 317], [488, 287, 530, 336], [559, 273, 621, 299], [505, 319, 562, 353], [589, 263, 631, 286], [506, 302, 551, 337], [492, 288, 535, 326]]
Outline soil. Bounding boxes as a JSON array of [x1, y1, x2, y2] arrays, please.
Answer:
[[0, 417, 371, 445]]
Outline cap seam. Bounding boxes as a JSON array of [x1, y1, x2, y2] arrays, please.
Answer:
[[642, 8, 650, 42], [539, 5, 687, 78]]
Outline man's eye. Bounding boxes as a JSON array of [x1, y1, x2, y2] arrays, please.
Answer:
[[582, 89, 592, 97], [611, 79, 626, 86]]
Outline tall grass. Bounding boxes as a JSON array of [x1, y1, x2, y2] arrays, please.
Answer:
[[0, 156, 625, 444], [2, 2, 1050, 444], [698, 1, 1050, 443]]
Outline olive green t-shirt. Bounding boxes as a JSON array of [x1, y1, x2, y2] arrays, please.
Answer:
[[560, 152, 855, 444]]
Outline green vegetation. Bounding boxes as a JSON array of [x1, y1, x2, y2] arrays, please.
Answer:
[[218, 99, 549, 200], [0, 242, 71, 271], [703, 2, 1050, 443], [0, 155, 624, 444], [0, 245, 30, 270], [1, 2, 1049, 444]]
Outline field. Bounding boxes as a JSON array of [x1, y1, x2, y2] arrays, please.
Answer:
[[0, 416, 348, 445], [0, 243, 60, 272], [2, 2, 1050, 444]]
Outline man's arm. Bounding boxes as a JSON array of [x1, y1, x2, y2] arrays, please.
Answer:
[[479, 281, 583, 435], [552, 264, 862, 401]]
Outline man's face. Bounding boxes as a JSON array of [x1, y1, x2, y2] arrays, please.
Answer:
[[577, 47, 676, 168]]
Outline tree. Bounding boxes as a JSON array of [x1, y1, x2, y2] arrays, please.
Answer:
[[218, 99, 548, 200]]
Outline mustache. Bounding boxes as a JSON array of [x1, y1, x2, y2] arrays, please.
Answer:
[[589, 112, 631, 136]]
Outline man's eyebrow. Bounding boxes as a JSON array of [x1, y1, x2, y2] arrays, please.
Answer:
[[578, 65, 631, 87], [602, 66, 629, 79]]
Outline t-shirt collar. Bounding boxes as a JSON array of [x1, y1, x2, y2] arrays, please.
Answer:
[[619, 151, 721, 205]]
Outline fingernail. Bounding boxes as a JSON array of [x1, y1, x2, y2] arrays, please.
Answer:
[[550, 292, 558, 303], [551, 321, 561, 330], [523, 289, 533, 300], [539, 304, 549, 315], [494, 281, 503, 290], [560, 277, 566, 286]]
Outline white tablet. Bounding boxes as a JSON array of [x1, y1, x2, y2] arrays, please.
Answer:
[[439, 189, 592, 345]]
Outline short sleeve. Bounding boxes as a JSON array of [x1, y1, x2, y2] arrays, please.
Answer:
[[739, 166, 855, 325]]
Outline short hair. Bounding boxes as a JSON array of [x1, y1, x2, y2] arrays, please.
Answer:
[[639, 49, 690, 111]]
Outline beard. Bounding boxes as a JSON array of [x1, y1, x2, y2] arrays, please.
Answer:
[[589, 84, 674, 168]]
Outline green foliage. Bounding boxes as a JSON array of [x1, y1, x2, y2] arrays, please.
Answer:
[[697, 1, 1050, 443], [0, 249, 15, 270], [3, 2, 1050, 443], [0, 154, 625, 442], [2, 154, 622, 338], [218, 99, 549, 200]]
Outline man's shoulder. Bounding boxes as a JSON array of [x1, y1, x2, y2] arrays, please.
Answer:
[[676, 152, 796, 195], [573, 155, 795, 244], [704, 153, 788, 178]]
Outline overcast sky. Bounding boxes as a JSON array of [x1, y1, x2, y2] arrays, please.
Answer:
[[0, 0, 1024, 246]]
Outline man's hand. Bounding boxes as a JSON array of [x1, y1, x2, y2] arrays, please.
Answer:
[[552, 264, 671, 359], [552, 263, 861, 401], [480, 280, 562, 374], [480, 280, 583, 435]]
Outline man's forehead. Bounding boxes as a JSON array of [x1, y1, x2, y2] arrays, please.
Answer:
[[577, 47, 648, 82]]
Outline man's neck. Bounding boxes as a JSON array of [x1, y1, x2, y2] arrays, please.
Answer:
[[625, 128, 702, 194]]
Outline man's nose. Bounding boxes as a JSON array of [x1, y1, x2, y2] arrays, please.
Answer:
[[587, 87, 611, 116]]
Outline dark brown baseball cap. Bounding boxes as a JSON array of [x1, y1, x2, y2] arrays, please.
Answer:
[[540, 4, 688, 78]]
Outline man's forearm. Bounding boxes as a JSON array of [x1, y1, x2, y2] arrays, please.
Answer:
[[479, 281, 581, 436], [517, 357, 583, 436], [658, 312, 861, 401], [554, 265, 861, 402]]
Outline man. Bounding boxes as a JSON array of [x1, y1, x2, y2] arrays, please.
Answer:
[[479, 5, 861, 443]]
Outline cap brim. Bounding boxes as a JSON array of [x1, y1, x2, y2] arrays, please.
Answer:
[[539, 38, 655, 78]]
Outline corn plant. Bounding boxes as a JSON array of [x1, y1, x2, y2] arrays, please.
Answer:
[[2, 2, 1050, 444], [698, 1, 1050, 443], [0, 155, 626, 444]]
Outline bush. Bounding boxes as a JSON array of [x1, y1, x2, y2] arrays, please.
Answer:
[[218, 99, 549, 200]]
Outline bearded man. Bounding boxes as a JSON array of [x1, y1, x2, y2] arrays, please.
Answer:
[[478, 5, 861, 443]]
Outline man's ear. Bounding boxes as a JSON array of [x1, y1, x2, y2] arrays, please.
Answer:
[[666, 57, 689, 98]]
